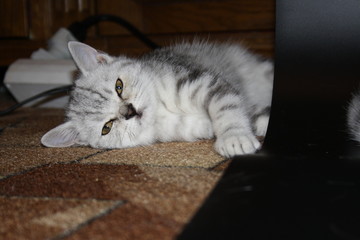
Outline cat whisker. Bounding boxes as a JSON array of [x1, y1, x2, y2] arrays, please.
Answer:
[[41, 41, 273, 158]]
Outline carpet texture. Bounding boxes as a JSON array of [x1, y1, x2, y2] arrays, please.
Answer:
[[0, 106, 230, 240]]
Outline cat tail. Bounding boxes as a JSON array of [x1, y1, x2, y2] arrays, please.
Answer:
[[347, 90, 360, 142]]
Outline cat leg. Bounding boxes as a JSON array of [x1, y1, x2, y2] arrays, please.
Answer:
[[254, 114, 270, 137], [207, 95, 261, 157]]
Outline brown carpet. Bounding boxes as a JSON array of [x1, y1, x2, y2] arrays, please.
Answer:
[[0, 105, 230, 240]]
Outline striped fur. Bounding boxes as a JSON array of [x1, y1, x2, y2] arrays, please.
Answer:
[[41, 41, 273, 157], [348, 90, 360, 142]]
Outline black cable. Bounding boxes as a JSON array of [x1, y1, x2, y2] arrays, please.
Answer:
[[68, 14, 160, 50], [0, 85, 72, 117], [0, 15, 160, 117]]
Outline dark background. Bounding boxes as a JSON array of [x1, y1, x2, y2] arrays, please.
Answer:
[[179, 0, 360, 239]]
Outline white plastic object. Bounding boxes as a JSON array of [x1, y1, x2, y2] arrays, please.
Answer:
[[4, 59, 77, 108]]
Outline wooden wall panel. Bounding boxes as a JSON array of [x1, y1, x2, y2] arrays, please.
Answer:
[[0, 40, 45, 66], [0, 0, 29, 38], [86, 31, 274, 59], [95, 0, 275, 35], [96, 0, 144, 36], [89, 0, 275, 58], [30, 0, 95, 39], [29, 0, 53, 39], [142, 0, 274, 34], [50, 0, 95, 34], [0, 0, 275, 65]]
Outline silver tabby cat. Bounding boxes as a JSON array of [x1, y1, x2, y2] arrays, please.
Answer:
[[348, 90, 360, 142], [41, 41, 273, 157]]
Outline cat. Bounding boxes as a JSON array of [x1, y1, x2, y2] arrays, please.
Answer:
[[41, 40, 273, 158], [348, 89, 360, 142]]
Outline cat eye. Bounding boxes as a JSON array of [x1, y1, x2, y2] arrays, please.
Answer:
[[115, 78, 123, 97], [102, 120, 114, 135]]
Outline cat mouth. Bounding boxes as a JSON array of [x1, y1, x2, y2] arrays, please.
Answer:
[[125, 104, 138, 119], [125, 104, 143, 120], [136, 111, 143, 119], [136, 107, 145, 120]]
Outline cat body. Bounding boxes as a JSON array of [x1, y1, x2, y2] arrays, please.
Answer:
[[348, 90, 360, 142], [41, 41, 273, 157]]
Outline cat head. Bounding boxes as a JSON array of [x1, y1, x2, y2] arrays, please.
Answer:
[[41, 42, 157, 149]]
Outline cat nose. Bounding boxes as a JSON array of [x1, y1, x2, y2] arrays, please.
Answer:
[[125, 104, 138, 120]]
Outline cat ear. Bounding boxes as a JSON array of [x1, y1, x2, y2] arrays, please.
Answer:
[[68, 41, 113, 75], [41, 122, 79, 147]]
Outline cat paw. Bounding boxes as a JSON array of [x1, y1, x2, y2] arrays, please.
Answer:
[[214, 134, 261, 158], [254, 114, 270, 137]]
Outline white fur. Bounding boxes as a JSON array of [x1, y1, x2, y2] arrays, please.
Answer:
[[41, 41, 273, 158], [348, 90, 360, 142]]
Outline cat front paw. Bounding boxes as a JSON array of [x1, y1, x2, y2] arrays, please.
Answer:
[[214, 133, 261, 158], [254, 114, 270, 137]]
